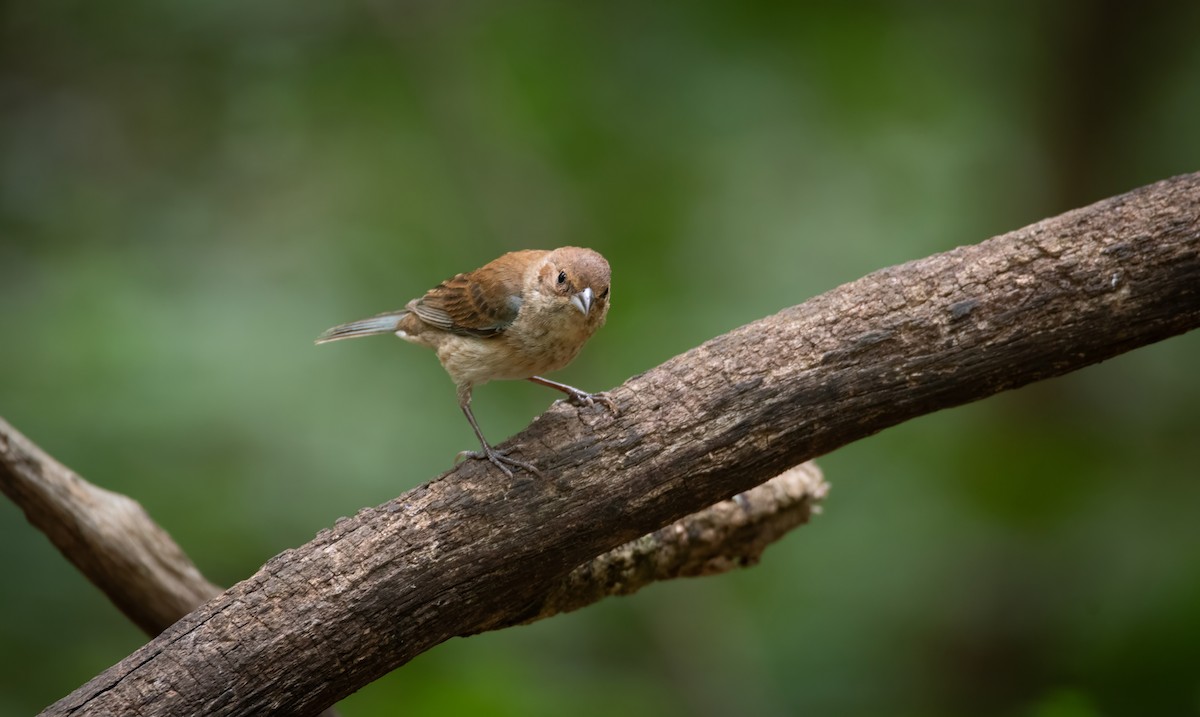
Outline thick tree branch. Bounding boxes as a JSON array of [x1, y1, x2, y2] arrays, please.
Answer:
[[3, 421, 820, 717], [42, 172, 1200, 716]]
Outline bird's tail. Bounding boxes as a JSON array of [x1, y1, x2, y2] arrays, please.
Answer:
[[315, 311, 408, 344]]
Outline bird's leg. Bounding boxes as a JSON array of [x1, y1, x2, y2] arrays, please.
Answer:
[[454, 386, 543, 478], [528, 376, 618, 414]]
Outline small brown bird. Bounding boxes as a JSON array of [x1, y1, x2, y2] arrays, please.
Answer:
[[316, 247, 614, 476]]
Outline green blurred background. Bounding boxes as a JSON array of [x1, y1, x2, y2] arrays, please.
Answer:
[[2, 2, 1199, 715]]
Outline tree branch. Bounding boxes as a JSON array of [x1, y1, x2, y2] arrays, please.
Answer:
[[509, 462, 827, 629], [41, 172, 1200, 716], [4, 420, 823, 717], [0, 416, 222, 636]]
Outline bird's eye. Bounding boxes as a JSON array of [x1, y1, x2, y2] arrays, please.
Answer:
[[598, 287, 609, 299], [557, 271, 567, 285]]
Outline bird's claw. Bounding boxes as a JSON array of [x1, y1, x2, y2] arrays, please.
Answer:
[[456, 446, 543, 478], [563, 388, 618, 415]]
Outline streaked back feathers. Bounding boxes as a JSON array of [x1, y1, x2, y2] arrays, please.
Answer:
[[408, 250, 537, 337]]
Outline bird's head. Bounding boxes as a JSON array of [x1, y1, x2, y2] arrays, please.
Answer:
[[538, 247, 611, 324]]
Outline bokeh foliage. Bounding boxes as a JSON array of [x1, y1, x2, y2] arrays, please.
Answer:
[[2, 2, 1199, 715]]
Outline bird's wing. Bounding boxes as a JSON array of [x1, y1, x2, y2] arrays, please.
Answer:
[[409, 250, 543, 337]]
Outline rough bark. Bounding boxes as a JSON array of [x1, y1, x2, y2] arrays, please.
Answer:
[[41, 172, 1200, 716], [0, 418, 824, 636], [3, 423, 823, 717], [512, 462, 827, 627]]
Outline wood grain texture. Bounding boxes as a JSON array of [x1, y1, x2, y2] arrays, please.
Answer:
[[43, 172, 1200, 716]]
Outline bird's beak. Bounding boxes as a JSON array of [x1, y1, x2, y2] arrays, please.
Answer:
[[570, 287, 594, 316]]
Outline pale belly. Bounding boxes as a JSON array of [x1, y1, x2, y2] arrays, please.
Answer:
[[435, 332, 585, 386]]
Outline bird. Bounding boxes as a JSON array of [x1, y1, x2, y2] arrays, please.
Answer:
[[316, 246, 615, 477]]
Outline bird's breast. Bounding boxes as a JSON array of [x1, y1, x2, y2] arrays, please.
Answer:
[[435, 306, 599, 386]]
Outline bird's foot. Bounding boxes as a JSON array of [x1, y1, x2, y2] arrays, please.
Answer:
[[562, 387, 618, 414], [456, 445, 543, 478]]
